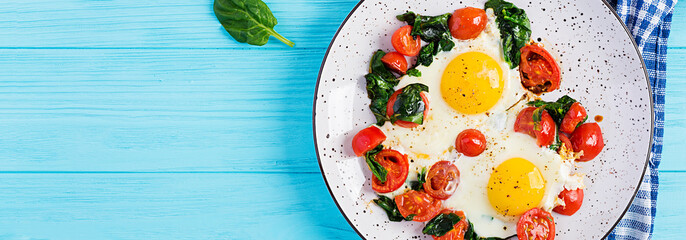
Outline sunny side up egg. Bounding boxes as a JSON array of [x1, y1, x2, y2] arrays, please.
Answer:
[[377, 10, 584, 238]]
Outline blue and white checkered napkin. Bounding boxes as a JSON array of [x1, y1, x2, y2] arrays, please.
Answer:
[[606, 0, 677, 239]]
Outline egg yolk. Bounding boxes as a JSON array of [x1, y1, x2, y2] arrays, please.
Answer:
[[440, 52, 504, 114], [487, 158, 546, 216]]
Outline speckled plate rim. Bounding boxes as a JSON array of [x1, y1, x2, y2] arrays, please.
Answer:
[[312, 0, 654, 239]]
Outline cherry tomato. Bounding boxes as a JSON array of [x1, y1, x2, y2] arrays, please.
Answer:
[[455, 129, 487, 157], [553, 188, 584, 216], [395, 190, 442, 222], [386, 89, 430, 128], [570, 123, 604, 162], [381, 52, 408, 74], [392, 25, 422, 57], [514, 107, 556, 147], [560, 102, 587, 134], [371, 149, 409, 193], [351, 126, 386, 156], [424, 161, 460, 200], [432, 209, 469, 240], [448, 7, 488, 40], [558, 133, 573, 152], [517, 208, 555, 240], [519, 43, 561, 94]]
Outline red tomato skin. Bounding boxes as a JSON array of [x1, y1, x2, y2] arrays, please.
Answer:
[[392, 25, 421, 57], [432, 210, 468, 240], [455, 129, 487, 157], [386, 89, 430, 128], [423, 161, 460, 200], [381, 52, 408, 74], [553, 188, 584, 216], [519, 43, 561, 94], [560, 102, 587, 134], [448, 7, 488, 40], [394, 190, 442, 222], [371, 149, 409, 193], [570, 123, 604, 162], [558, 133, 573, 151], [517, 208, 556, 240], [351, 126, 386, 156], [514, 107, 556, 147]]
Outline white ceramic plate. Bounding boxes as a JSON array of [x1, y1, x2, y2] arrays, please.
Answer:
[[313, 0, 652, 239]]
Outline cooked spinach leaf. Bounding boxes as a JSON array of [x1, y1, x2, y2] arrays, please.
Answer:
[[365, 144, 387, 183], [406, 68, 422, 77], [370, 50, 396, 80], [485, 0, 531, 68], [527, 95, 578, 124], [418, 42, 437, 66], [390, 83, 429, 124], [213, 0, 294, 47], [410, 167, 427, 191], [365, 50, 401, 125], [423, 213, 461, 237], [373, 195, 413, 222], [397, 11, 454, 68], [464, 220, 510, 240]]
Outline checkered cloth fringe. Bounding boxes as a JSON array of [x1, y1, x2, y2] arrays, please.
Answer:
[[605, 0, 676, 239]]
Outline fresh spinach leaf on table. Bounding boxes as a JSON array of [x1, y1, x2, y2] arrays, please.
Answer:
[[214, 0, 294, 47], [485, 0, 531, 68]]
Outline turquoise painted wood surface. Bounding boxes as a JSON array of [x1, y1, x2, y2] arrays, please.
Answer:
[[0, 0, 682, 239]]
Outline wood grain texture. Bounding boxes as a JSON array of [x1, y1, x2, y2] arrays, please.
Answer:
[[0, 173, 358, 239]]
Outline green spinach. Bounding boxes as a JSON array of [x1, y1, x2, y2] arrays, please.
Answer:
[[410, 167, 427, 191], [214, 0, 294, 47], [485, 0, 531, 68], [406, 68, 422, 77], [373, 195, 413, 222], [365, 145, 387, 183], [365, 50, 400, 125], [389, 83, 429, 125], [397, 12, 454, 67], [527, 95, 578, 124], [464, 220, 510, 240], [422, 213, 461, 237]]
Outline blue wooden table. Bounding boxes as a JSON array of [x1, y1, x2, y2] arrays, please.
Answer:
[[0, 1, 682, 239]]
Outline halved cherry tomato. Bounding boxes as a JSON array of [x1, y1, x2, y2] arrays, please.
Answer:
[[432, 209, 469, 240], [570, 123, 604, 162], [392, 25, 422, 57], [517, 208, 555, 240], [558, 133, 573, 152], [395, 190, 442, 222], [448, 7, 488, 40], [560, 102, 587, 134], [371, 149, 409, 193], [386, 89, 430, 128], [455, 129, 487, 157], [424, 161, 460, 200], [381, 52, 408, 74], [553, 188, 584, 216], [514, 107, 556, 147], [351, 126, 386, 156], [519, 43, 561, 94]]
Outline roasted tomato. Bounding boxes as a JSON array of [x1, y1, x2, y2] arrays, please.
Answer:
[[514, 107, 556, 147], [395, 190, 442, 222], [386, 89, 430, 128], [371, 149, 409, 193], [558, 133, 573, 151], [570, 123, 604, 161], [392, 25, 422, 57], [455, 129, 487, 157], [553, 188, 584, 216], [517, 208, 555, 240], [351, 126, 386, 156], [448, 7, 488, 40], [519, 43, 561, 94], [432, 209, 469, 240], [560, 102, 587, 134], [381, 52, 408, 74], [424, 161, 460, 200]]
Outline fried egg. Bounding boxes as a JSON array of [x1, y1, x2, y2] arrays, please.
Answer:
[[377, 10, 583, 238]]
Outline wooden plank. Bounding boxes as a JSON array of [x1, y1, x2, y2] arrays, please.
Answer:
[[653, 171, 686, 239], [0, 173, 358, 239], [668, 1, 686, 48], [662, 48, 686, 171], [0, 0, 358, 49], [0, 48, 326, 172]]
